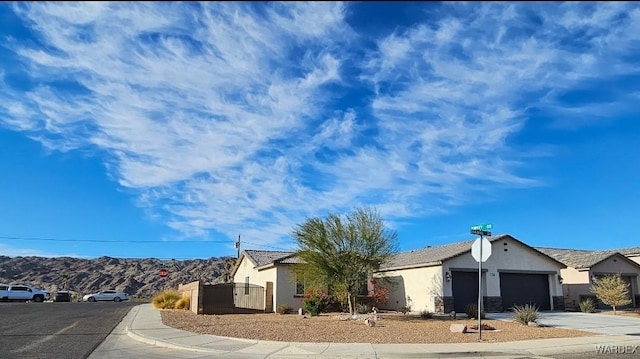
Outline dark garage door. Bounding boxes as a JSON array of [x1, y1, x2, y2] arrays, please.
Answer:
[[500, 273, 550, 311], [452, 271, 479, 313]]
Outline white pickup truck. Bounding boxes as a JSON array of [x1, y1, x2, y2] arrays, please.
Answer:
[[0, 284, 51, 302]]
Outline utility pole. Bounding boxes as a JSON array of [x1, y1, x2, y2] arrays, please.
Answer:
[[235, 234, 241, 258]]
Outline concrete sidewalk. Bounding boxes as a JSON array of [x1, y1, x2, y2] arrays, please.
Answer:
[[120, 304, 639, 359]]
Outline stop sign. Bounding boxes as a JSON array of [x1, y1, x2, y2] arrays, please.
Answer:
[[471, 237, 492, 262], [159, 268, 168, 278]]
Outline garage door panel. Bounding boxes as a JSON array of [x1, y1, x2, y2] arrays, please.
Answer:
[[500, 273, 550, 311]]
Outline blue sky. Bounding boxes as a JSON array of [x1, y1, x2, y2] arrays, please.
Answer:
[[1, 2, 639, 259]]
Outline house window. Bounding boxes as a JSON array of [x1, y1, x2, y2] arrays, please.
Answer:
[[245, 276, 249, 295], [295, 276, 305, 296]]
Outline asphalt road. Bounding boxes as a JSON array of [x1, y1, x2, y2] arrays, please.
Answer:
[[0, 301, 138, 359]]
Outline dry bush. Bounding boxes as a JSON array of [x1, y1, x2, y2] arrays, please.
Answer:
[[152, 290, 182, 309], [175, 294, 191, 310]]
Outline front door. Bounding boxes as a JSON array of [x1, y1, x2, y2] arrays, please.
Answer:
[[451, 271, 479, 313]]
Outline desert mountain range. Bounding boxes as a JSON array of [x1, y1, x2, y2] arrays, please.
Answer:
[[0, 255, 236, 298]]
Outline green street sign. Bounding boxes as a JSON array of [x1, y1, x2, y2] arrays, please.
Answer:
[[470, 223, 493, 231]]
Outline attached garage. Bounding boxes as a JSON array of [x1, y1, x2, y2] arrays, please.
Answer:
[[500, 272, 551, 310], [451, 271, 479, 313], [376, 234, 566, 313]]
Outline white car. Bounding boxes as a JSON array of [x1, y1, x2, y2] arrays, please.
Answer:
[[82, 290, 130, 302]]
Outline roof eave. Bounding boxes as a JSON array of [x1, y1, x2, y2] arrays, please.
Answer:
[[376, 261, 443, 272]]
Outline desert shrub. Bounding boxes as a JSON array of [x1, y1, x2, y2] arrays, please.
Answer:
[[368, 283, 390, 307], [356, 302, 371, 314], [304, 295, 326, 316], [276, 304, 292, 314], [465, 304, 485, 319], [513, 303, 539, 325], [398, 305, 411, 315], [579, 298, 596, 313], [152, 290, 182, 309], [174, 294, 190, 310], [420, 310, 433, 319]]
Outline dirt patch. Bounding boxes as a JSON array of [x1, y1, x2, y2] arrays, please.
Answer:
[[160, 310, 594, 344]]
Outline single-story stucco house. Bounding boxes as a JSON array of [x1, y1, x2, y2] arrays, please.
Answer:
[[233, 234, 567, 314], [232, 249, 305, 313], [376, 234, 566, 313], [536, 247, 640, 310]]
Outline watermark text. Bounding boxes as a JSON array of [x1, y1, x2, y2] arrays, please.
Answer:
[[594, 344, 638, 355]]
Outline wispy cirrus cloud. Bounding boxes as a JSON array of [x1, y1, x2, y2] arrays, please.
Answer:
[[358, 1, 640, 211], [1, 2, 639, 248]]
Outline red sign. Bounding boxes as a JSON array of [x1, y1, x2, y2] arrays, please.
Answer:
[[159, 268, 168, 278]]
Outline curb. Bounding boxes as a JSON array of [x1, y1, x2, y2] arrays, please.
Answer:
[[122, 304, 640, 358], [124, 305, 221, 353]]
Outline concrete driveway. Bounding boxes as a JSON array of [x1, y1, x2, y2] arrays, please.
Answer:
[[487, 311, 640, 335]]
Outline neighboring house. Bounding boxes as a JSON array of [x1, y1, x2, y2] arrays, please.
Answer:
[[617, 247, 640, 266], [231, 250, 303, 313], [536, 247, 640, 310], [375, 234, 566, 314]]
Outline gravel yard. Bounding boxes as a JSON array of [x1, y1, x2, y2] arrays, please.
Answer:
[[160, 310, 594, 344]]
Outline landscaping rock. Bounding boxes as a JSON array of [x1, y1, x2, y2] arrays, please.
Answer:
[[527, 321, 540, 327], [449, 324, 467, 333], [364, 318, 376, 327], [298, 308, 304, 316]]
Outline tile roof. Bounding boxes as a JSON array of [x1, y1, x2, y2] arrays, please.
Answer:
[[615, 247, 640, 256], [243, 249, 299, 267], [535, 247, 623, 269], [380, 234, 513, 270]]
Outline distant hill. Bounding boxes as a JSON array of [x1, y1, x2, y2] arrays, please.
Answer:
[[0, 255, 236, 298]]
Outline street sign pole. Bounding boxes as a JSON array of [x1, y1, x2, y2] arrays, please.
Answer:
[[470, 223, 492, 341], [478, 232, 482, 341]]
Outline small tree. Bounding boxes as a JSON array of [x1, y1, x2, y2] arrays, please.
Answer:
[[292, 206, 398, 315], [61, 273, 70, 290], [590, 274, 632, 315]]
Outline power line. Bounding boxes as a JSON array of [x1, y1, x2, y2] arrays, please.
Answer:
[[0, 235, 295, 253]]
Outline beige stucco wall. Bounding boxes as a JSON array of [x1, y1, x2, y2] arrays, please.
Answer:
[[375, 265, 443, 313], [594, 255, 640, 275], [233, 255, 277, 311], [178, 280, 202, 314], [559, 267, 590, 309], [275, 266, 305, 311], [560, 267, 589, 284], [443, 237, 564, 304]]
